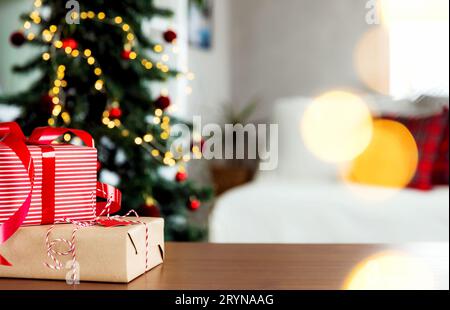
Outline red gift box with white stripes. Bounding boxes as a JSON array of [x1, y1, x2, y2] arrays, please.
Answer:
[[0, 144, 97, 225], [0, 122, 121, 266]]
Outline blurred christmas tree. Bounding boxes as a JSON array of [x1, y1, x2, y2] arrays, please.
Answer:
[[1, 0, 212, 241]]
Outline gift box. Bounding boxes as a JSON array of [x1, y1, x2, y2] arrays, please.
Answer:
[[0, 122, 121, 266], [0, 138, 98, 225], [0, 217, 164, 283]]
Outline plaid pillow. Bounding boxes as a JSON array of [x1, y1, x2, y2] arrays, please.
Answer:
[[384, 111, 448, 190], [432, 108, 449, 185]]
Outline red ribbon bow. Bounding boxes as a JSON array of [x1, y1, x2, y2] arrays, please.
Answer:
[[0, 123, 121, 266]]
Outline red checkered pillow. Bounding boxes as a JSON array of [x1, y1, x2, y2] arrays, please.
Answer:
[[432, 108, 449, 185], [383, 111, 448, 190]]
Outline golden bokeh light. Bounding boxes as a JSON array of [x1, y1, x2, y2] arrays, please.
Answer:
[[301, 91, 373, 163], [346, 119, 418, 189], [353, 26, 390, 95], [344, 251, 435, 290]]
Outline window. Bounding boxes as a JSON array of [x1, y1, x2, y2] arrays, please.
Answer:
[[384, 0, 449, 99]]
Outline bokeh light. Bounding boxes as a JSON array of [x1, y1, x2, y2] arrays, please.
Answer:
[[354, 26, 390, 95], [346, 119, 418, 189], [380, 0, 449, 26], [344, 251, 435, 290], [301, 91, 373, 163]]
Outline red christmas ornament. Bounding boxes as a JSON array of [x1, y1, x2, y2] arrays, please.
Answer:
[[163, 30, 177, 43], [61, 38, 78, 50], [109, 107, 123, 119], [40, 94, 55, 113], [176, 171, 188, 182], [121, 50, 129, 59], [121, 50, 131, 60], [138, 203, 161, 217], [188, 199, 201, 211], [155, 95, 171, 110], [10, 31, 26, 47]]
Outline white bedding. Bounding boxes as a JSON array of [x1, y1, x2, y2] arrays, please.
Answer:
[[210, 96, 449, 244], [209, 179, 449, 243]]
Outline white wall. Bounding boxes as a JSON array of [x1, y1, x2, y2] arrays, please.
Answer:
[[229, 0, 373, 119], [187, 0, 232, 123]]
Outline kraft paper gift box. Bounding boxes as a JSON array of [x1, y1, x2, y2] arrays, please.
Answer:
[[0, 217, 164, 283]]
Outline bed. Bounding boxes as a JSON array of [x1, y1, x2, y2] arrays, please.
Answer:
[[209, 96, 449, 243]]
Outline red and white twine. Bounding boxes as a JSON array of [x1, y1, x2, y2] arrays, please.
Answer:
[[44, 189, 149, 283]]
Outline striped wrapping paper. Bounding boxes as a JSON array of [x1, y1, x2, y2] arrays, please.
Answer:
[[0, 144, 97, 226]]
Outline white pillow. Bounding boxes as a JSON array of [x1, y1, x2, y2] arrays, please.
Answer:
[[364, 94, 448, 117]]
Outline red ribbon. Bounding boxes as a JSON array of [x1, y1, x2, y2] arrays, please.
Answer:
[[27, 126, 121, 217], [0, 123, 122, 266], [0, 123, 35, 266], [96, 182, 122, 216], [40, 146, 56, 225], [28, 127, 95, 148]]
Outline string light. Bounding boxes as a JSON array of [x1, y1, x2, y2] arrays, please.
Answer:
[[61, 112, 71, 124], [71, 49, 80, 57], [24, 3, 189, 165], [94, 79, 104, 91], [161, 54, 170, 62], [107, 121, 115, 129], [161, 65, 169, 73], [70, 12, 79, 21], [154, 45, 163, 53], [54, 40, 63, 48], [52, 104, 62, 116], [134, 137, 143, 145], [160, 132, 169, 140], [143, 134, 153, 142], [87, 57, 95, 65]]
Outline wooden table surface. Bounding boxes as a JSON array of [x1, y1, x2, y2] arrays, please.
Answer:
[[0, 243, 448, 290]]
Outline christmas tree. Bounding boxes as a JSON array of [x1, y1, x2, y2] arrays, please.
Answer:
[[1, 0, 212, 241]]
